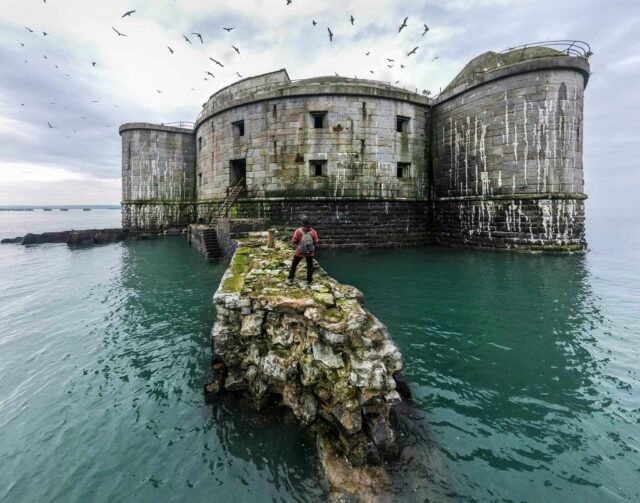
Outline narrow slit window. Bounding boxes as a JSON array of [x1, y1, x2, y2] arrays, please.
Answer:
[[232, 120, 245, 137], [310, 160, 327, 177], [273, 140, 278, 153], [198, 136, 203, 150], [198, 173, 202, 186], [397, 162, 411, 178], [310, 112, 327, 129], [396, 116, 410, 133], [360, 139, 365, 154], [273, 104, 277, 117]]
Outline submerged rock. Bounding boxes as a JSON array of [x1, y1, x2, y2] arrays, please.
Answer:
[[205, 233, 409, 499], [3, 229, 144, 246]]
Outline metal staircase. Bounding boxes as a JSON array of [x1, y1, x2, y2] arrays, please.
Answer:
[[213, 179, 245, 219]]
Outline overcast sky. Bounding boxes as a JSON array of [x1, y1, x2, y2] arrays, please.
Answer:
[[0, 0, 638, 216]]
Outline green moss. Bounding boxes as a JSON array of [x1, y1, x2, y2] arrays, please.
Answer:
[[527, 243, 586, 253], [444, 47, 565, 92], [222, 274, 244, 292]]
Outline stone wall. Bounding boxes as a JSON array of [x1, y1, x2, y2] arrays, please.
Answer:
[[225, 199, 430, 248], [194, 76, 430, 201], [120, 123, 196, 230], [430, 55, 590, 250]]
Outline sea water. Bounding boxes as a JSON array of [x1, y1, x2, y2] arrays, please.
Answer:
[[0, 212, 638, 502]]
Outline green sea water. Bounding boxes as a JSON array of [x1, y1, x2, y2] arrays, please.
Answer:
[[0, 215, 638, 502]]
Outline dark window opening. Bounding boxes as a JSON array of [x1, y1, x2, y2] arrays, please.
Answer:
[[396, 116, 410, 133], [198, 173, 202, 186], [273, 104, 277, 117], [230, 159, 247, 186], [198, 136, 203, 150], [360, 139, 365, 154], [310, 112, 327, 129], [211, 120, 215, 133], [232, 120, 245, 137], [310, 160, 327, 177], [397, 162, 411, 178], [362, 101, 367, 118], [273, 140, 278, 153]]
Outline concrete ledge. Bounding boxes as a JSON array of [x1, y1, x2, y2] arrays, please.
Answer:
[[433, 192, 588, 202], [119, 122, 194, 136]]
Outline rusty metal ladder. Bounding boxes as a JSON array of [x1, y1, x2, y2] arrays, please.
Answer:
[[213, 178, 245, 219]]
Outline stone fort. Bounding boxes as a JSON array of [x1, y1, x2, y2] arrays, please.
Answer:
[[120, 44, 590, 252]]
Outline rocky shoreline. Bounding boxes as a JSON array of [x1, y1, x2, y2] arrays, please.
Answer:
[[1, 228, 158, 246], [205, 233, 413, 500]]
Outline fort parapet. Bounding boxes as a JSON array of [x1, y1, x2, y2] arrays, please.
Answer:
[[120, 44, 590, 252]]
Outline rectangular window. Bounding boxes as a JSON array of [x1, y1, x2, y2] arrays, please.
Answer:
[[310, 112, 327, 129], [310, 160, 327, 177], [232, 120, 245, 137], [273, 104, 277, 117], [397, 162, 411, 178], [198, 173, 202, 186], [198, 136, 203, 150], [396, 116, 410, 133]]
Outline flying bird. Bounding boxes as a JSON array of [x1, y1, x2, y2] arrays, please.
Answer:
[[183, 34, 191, 44], [236, 72, 243, 78], [369, 70, 374, 74], [387, 64, 393, 68], [112, 27, 127, 37], [25, 27, 34, 32], [168, 46, 174, 54], [312, 20, 317, 26], [20, 42, 24, 47], [122, 10, 136, 17], [422, 24, 429, 36], [386, 58, 395, 62], [156, 90, 162, 93], [205, 71, 215, 78], [433, 56, 440, 61], [365, 51, 370, 56], [209, 57, 224, 67], [407, 46, 418, 56], [47, 122, 54, 128], [398, 16, 408, 33], [395, 80, 400, 84], [350, 15, 355, 25], [286, 0, 292, 4], [223, 27, 234, 32], [42, 32, 48, 36], [91, 100, 99, 102], [232, 45, 240, 54], [192, 32, 203, 43], [43, 55, 47, 59], [91, 61, 97, 67], [327, 27, 333, 42], [400, 64, 405, 68]]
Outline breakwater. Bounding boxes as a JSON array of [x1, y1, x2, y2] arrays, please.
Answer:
[[205, 234, 411, 499]]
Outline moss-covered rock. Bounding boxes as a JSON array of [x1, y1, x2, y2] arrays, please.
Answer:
[[207, 232, 408, 498]]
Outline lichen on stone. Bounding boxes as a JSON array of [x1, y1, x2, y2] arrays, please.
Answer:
[[206, 232, 409, 498]]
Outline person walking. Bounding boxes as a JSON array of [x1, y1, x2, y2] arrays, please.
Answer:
[[285, 216, 319, 286]]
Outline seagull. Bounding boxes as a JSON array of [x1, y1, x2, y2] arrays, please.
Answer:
[[312, 20, 317, 26], [328, 27, 333, 42], [91, 100, 99, 102], [183, 34, 191, 44], [422, 24, 429, 36], [398, 16, 408, 33], [112, 27, 127, 37], [156, 89, 162, 93], [42, 32, 48, 36], [386, 58, 395, 62], [433, 56, 439, 61], [47, 122, 54, 128], [20, 42, 24, 47], [232, 45, 240, 54], [400, 64, 405, 68], [395, 80, 400, 84], [236, 72, 243, 78], [223, 27, 234, 32], [43, 55, 47, 59], [387, 64, 393, 68], [369, 70, 374, 74], [407, 46, 418, 56], [168, 46, 174, 54], [192, 32, 203, 43], [205, 71, 215, 78], [350, 15, 355, 25], [286, 0, 292, 4], [122, 10, 136, 18], [25, 27, 34, 33], [91, 61, 97, 67], [365, 51, 370, 56], [209, 57, 224, 67]]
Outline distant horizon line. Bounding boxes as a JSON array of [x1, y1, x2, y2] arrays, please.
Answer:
[[0, 204, 121, 209]]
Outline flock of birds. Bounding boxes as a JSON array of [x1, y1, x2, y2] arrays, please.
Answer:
[[18, 1, 441, 134]]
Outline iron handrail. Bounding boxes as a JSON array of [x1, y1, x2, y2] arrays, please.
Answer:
[[160, 121, 195, 129], [500, 40, 592, 59]]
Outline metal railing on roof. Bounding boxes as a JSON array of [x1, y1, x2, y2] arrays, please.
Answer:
[[500, 40, 592, 59], [160, 121, 195, 129]]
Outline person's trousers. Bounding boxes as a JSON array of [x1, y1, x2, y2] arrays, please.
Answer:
[[288, 255, 314, 283]]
